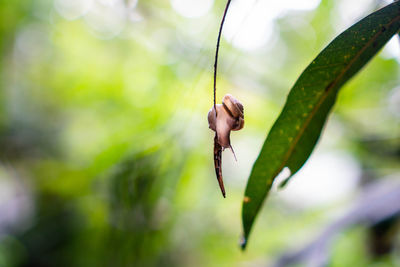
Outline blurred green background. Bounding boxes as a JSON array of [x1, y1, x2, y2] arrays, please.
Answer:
[[0, 0, 399, 266]]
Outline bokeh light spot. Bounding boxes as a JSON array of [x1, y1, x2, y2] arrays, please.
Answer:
[[171, 0, 214, 18]]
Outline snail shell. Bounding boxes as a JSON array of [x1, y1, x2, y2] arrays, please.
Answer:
[[208, 94, 244, 148]]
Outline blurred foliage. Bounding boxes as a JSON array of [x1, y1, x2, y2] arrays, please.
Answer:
[[0, 0, 399, 266]]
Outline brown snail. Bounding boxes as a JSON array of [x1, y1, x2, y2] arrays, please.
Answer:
[[208, 94, 244, 197]]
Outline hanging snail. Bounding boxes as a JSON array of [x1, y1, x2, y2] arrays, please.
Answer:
[[209, 0, 242, 197], [208, 94, 244, 198]]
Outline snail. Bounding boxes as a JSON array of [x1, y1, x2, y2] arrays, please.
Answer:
[[208, 94, 244, 197]]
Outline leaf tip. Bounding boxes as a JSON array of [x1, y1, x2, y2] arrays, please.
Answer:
[[239, 235, 247, 251], [276, 167, 292, 189], [278, 178, 290, 188]]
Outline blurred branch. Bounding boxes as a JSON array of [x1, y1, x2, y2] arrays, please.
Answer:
[[273, 176, 400, 267]]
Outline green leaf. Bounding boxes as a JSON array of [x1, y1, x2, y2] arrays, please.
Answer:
[[241, 2, 400, 249]]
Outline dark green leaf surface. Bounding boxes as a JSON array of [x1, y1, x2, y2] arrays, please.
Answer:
[[241, 2, 400, 249]]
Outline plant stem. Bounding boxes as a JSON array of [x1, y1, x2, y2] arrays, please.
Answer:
[[214, 0, 232, 113]]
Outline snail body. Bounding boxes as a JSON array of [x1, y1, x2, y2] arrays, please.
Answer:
[[208, 94, 244, 197], [208, 94, 244, 148]]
